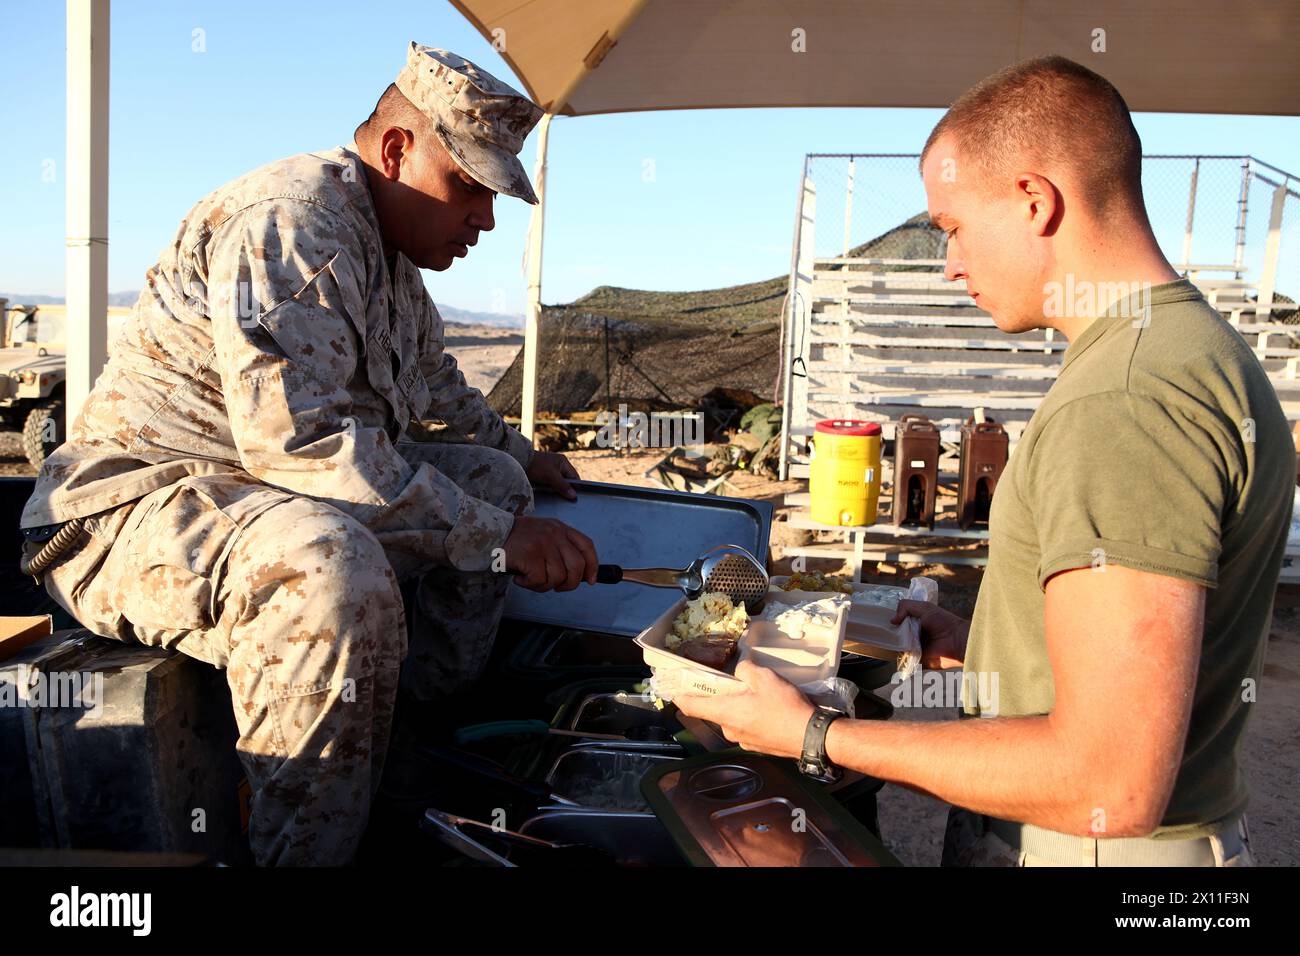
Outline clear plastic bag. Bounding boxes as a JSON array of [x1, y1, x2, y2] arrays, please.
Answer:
[[894, 575, 938, 680]]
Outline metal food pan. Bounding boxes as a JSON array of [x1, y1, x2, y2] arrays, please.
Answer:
[[568, 692, 678, 742], [505, 480, 774, 637], [518, 809, 686, 867], [545, 746, 682, 812], [641, 752, 901, 867]]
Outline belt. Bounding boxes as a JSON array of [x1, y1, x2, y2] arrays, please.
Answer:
[[986, 814, 1245, 867]]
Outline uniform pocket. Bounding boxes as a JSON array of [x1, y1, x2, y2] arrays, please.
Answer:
[[123, 483, 239, 631]]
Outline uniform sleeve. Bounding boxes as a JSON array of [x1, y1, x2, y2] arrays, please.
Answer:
[[1025, 391, 1234, 590], [414, 294, 534, 468], [206, 201, 515, 575]]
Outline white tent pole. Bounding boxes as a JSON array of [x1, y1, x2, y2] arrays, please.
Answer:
[[65, 0, 110, 426], [520, 111, 553, 443], [516, 0, 650, 443]]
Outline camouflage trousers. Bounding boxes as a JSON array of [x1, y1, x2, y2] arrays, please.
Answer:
[[36, 441, 533, 866], [940, 806, 1255, 867]]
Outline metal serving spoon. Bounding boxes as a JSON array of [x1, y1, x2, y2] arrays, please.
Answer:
[[595, 544, 769, 611]]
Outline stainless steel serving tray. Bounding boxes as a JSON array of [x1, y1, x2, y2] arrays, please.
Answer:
[[504, 479, 774, 636], [642, 752, 901, 867]]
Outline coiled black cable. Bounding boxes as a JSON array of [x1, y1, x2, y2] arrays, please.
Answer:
[[20, 517, 86, 579]]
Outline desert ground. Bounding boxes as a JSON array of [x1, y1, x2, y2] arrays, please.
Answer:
[[3, 325, 1295, 866]]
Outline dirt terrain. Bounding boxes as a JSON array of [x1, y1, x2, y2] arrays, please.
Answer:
[[442, 324, 524, 395], [5, 329, 1294, 866]]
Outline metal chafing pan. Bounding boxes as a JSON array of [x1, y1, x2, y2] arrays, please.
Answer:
[[545, 746, 682, 812], [565, 691, 677, 742], [504, 480, 774, 637], [518, 810, 685, 867], [641, 751, 901, 867]]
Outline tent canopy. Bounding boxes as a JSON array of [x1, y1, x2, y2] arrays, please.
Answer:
[[447, 0, 1300, 440], [452, 0, 1300, 117]]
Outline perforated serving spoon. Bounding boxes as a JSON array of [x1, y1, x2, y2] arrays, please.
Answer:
[[595, 544, 769, 611]]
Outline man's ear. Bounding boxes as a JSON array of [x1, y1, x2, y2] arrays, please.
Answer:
[[1015, 171, 1059, 237], [378, 126, 415, 181]]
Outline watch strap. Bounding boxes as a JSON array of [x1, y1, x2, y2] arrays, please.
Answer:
[[799, 706, 844, 782]]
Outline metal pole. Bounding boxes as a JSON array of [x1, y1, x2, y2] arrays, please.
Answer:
[[65, 0, 110, 426], [1233, 159, 1251, 279], [520, 112, 552, 443], [1258, 181, 1288, 321], [779, 157, 810, 481], [842, 157, 855, 257], [517, 0, 648, 443], [1180, 158, 1199, 272]]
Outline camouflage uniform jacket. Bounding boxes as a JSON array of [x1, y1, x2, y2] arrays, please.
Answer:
[[21, 145, 533, 573]]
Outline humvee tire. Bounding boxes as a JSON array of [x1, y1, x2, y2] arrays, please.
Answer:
[[22, 397, 64, 470]]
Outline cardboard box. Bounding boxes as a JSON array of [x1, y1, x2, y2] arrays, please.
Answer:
[[0, 616, 52, 662]]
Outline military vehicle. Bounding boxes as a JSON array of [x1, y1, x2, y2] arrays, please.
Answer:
[[0, 299, 65, 469]]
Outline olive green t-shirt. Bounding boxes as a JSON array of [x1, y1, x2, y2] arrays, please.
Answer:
[[963, 278, 1294, 839]]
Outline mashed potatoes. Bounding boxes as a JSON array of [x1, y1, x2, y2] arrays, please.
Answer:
[[666, 592, 749, 650]]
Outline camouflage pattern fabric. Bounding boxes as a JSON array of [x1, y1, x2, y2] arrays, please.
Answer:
[[22, 144, 533, 577], [394, 43, 543, 204], [21, 136, 543, 864], [36, 437, 532, 865], [395, 440, 534, 700]]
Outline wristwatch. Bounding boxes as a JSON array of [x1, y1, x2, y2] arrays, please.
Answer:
[[798, 705, 846, 783]]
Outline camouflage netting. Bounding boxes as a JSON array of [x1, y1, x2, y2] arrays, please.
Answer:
[[486, 206, 1294, 419], [486, 213, 946, 417], [826, 212, 947, 269], [485, 240, 795, 417]]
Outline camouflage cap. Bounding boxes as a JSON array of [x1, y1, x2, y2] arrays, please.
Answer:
[[396, 43, 543, 204]]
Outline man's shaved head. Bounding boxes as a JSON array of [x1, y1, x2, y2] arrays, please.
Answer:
[[355, 83, 432, 149], [921, 55, 1144, 213]]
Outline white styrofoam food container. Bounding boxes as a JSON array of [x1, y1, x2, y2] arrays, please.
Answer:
[[635, 592, 849, 698], [769, 575, 910, 662]]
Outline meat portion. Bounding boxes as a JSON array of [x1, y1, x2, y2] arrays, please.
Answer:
[[677, 635, 738, 670]]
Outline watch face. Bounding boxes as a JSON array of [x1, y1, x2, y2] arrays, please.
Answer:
[[798, 759, 839, 783]]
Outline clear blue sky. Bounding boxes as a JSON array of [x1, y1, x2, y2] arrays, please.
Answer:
[[2, 0, 1298, 316]]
